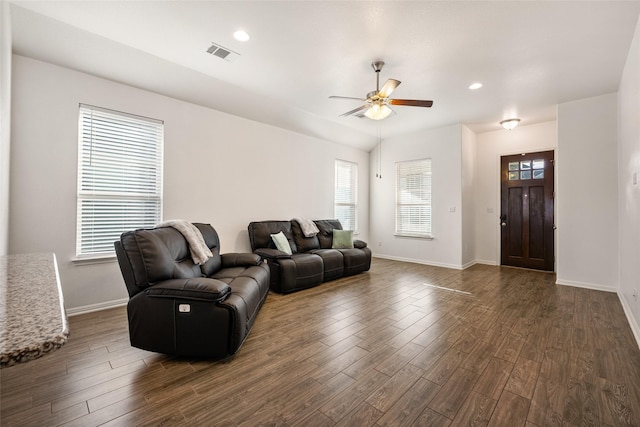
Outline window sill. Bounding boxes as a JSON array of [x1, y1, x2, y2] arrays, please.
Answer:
[[394, 233, 434, 240], [71, 255, 117, 266]]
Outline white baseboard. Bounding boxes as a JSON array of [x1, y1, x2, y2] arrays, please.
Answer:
[[618, 292, 640, 350], [460, 260, 478, 270], [372, 254, 491, 271], [66, 298, 128, 317], [474, 259, 498, 266], [372, 254, 466, 270], [555, 278, 617, 293]]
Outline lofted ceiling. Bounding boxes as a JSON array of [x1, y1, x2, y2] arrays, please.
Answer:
[[8, 1, 640, 151]]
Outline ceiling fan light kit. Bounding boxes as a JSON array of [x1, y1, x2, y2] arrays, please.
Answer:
[[364, 103, 393, 120], [330, 60, 433, 121], [500, 118, 520, 130]]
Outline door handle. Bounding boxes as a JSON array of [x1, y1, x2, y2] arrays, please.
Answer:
[[500, 215, 507, 227]]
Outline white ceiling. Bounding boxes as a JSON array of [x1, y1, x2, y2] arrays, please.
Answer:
[[9, 1, 640, 151]]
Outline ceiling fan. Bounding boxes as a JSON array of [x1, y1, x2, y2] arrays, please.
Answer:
[[330, 61, 433, 120]]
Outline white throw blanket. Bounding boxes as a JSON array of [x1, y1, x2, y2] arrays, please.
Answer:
[[156, 220, 213, 265], [293, 218, 319, 237]]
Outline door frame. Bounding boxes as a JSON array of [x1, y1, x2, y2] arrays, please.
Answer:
[[494, 147, 557, 272]]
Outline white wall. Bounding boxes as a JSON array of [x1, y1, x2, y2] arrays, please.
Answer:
[[0, 1, 11, 256], [618, 16, 640, 339], [370, 124, 464, 269], [461, 125, 476, 268], [557, 93, 618, 291], [10, 55, 369, 312], [475, 122, 557, 265]]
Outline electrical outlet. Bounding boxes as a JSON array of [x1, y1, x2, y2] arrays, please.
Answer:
[[378, 241, 382, 247]]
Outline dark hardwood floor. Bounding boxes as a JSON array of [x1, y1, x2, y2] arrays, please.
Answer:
[[2, 258, 640, 426]]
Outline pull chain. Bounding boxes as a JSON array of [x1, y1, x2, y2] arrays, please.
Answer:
[[377, 125, 382, 179]]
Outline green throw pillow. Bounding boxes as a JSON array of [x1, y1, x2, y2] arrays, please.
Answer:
[[332, 229, 354, 249], [270, 231, 292, 255]]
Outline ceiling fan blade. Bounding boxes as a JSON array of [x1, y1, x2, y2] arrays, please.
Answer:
[[329, 95, 367, 101], [339, 104, 369, 117], [389, 99, 433, 108], [378, 79, 401, 98]]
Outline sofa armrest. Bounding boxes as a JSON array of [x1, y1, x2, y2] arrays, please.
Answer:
[[146, 278, 231, 302], [254, 248, 292, 260], [353, 239, 367, 249], [221, 253, 262, 268]]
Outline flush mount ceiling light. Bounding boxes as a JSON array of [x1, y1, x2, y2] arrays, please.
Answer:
[[500, 118, 520, 130], [233, 30, 250, 42], [468, 82, 483, 90]]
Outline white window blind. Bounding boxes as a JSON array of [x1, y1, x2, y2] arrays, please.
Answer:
[[396, 158, 432, 237], [334, 159, 358, 231], [76, 104, 163, 257]]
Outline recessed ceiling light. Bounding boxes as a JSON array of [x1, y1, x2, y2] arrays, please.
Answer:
[[468, 82, 483, 90], [233, 30, 250, 42]]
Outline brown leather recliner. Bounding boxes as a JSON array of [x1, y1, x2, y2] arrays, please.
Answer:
[[114, 223, 270, 358], [247, 219, 371, 293]]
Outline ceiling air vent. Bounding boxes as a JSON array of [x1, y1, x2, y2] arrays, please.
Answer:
[[206, 42, 240, 62]]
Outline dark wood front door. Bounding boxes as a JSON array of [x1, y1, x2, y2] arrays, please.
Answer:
[[500, 151, 554, 271]]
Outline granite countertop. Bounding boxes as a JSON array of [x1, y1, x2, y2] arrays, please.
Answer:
[[0, 253, 69, 367]]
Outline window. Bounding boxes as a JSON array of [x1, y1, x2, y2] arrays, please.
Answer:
[[76, 104, 163, 257], [396, 158, 432, 237], [508, 159, 545, 180], [334, 159, 358, 231]]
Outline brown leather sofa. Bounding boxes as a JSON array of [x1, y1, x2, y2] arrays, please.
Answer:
[[114, 223, 269, 358], [247, 219, 371, 293]]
